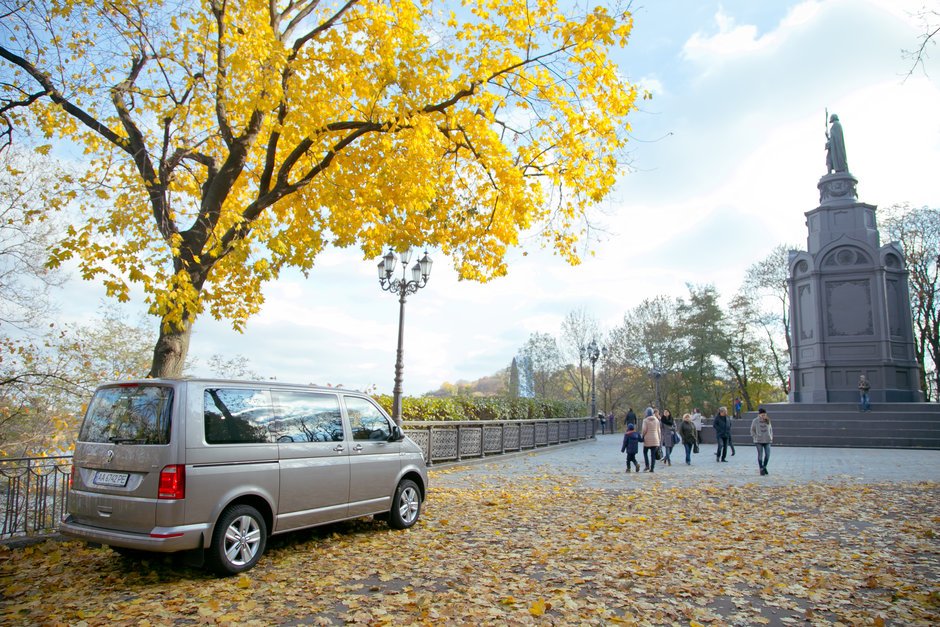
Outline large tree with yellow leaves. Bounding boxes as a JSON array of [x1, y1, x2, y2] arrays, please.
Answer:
[[0, 0, 642, 378]]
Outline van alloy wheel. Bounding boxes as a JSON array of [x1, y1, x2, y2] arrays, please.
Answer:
[[388, 479, 422, 529], [208, 504, 267, 575]]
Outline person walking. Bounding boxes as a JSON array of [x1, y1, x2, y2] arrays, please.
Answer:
[[660, 409, 677, 467], [679, 413, 698, 465], [691, 408, 703, 444], [598, 412, 606, 435], [641, 408, 662, 472], [727, 414, 736, 457], [858, 375, 872, 411], [608, 411, 616, 433], [750, 407, 773, 475], [713, 406, 731, 462], [620, 423, 642, 472], [625, 408, 637, 431]]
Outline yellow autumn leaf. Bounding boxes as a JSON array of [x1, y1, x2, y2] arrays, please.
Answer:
[[529, 598, 547, 616]]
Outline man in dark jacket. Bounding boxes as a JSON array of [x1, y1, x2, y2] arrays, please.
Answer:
[[713, 406, 731, 462], [625, 407, 637, 429]]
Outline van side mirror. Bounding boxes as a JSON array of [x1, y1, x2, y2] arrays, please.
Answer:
[[388, 424, 405, 442]]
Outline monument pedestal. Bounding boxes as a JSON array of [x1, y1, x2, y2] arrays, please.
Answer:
[[788, 171, 923, 404]]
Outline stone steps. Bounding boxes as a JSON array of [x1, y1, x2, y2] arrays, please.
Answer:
[[697, 402, 940, 449]]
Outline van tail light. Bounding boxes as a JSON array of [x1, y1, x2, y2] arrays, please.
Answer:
[[158, 465, 185, 500]]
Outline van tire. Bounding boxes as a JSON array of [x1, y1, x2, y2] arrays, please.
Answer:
[[387, 479, 422, 529], [207, 504, 267, 575]]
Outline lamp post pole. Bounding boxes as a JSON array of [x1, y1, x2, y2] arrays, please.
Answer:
[[650, 366, 664, 409], [377, 249, 433, 426], [587, 340, 606, 420]]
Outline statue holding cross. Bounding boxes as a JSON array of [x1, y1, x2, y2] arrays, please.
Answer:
[[825, 111, 848, 174]]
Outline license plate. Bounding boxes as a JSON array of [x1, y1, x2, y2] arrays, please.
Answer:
[[94, 471, 129, 487]]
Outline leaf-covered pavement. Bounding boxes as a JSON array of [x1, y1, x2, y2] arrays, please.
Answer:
[[1, 468, 938, 626]]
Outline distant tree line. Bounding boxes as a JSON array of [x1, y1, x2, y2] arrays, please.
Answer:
[[509, 280, 791, 421]]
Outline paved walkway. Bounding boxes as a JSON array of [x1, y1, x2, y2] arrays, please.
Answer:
[[431, 435, 940, 489]]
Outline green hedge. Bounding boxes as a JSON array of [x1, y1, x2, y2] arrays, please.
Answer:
[[373, 395, 588, 422]]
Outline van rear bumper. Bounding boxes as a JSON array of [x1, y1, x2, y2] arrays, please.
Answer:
[[59, 516, 210, 553]]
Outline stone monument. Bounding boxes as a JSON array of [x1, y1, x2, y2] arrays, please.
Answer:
[[787, 114, 923, 403]]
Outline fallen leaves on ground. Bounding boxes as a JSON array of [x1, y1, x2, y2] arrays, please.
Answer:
[[1, 473, 938, 626]]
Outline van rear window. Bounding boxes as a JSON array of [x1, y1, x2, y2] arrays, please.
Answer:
[[80, 385, 173, 445]]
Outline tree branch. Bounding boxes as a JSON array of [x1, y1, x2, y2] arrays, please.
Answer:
[[209, 0, 234, 146], [288, 0, 358, 50], [0, 46, 128, 149]]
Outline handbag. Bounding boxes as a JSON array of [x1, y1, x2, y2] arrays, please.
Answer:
[[655, 447, 663, 460], [693, 443, 700, 454], [672, 432, 680, 445]]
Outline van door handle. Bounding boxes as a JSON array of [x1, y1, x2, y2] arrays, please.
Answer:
[[352, 444, 363, 453], [333, 445, 344, 452]]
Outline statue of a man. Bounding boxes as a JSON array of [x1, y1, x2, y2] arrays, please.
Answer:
[[826, 113, 848, 174]]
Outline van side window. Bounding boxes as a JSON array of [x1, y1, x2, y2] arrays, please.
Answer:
[[204, 388, 273, 444], [345, 397, 392, 441], [272, 392, 344, 442]]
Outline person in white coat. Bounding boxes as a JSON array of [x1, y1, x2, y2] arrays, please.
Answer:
[[641, 407, 662, 473], [691, 408, 703, 444]]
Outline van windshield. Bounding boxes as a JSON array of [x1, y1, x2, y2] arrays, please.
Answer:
[[79, 385, 173, 445]]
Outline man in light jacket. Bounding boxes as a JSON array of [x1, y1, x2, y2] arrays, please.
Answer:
[[750, 407, 773, 476]]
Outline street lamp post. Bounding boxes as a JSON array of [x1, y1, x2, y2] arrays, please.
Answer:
[[649, 366, 664, 409], [377, 249, 433, 425], [586, 340, 607, 421]]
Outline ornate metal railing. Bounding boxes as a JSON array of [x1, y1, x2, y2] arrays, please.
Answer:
[[0, 418, 594, 540], [403, 416, 596, 465], [0, 455, 72, 540]]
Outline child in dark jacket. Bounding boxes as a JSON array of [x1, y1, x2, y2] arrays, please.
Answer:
[[620, 423, 642, 472]]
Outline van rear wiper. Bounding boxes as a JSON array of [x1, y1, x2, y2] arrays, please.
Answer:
[[108, 437, 146, 444]]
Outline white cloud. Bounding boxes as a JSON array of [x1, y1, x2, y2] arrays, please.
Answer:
[[781, 1, 823, 28], [682, 10, 772, 63]]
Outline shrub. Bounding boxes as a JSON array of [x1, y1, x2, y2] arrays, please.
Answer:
[[373, 395, 587, 422]]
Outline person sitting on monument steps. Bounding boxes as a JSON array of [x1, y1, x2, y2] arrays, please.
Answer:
[[713, 406, 731, 462], [858, 375, 872, 412], [750, 408, 773, 476]]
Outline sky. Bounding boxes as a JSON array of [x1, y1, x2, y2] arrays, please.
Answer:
[[55, 0, 940, 396]]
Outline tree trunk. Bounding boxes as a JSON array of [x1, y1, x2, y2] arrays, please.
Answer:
[[148, 317, 193, 378]]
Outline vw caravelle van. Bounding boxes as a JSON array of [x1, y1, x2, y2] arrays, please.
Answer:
[[60, 379, 428, 575]]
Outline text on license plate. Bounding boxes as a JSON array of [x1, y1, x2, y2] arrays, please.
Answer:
[[94, 471, 129, 487]]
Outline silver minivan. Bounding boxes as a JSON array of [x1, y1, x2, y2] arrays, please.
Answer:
[[60, 379, 428, 575]]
